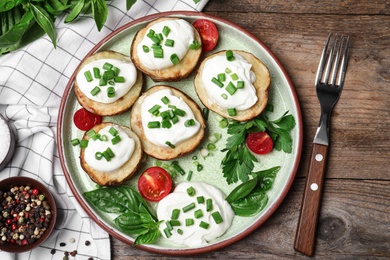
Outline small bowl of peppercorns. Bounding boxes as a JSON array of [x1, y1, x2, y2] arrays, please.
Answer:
[[0, 176, 57, 252]]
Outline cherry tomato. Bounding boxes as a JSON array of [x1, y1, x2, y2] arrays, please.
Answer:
[[138, 166, 173, 202], [192, 19, 219, 52], [246, 131, 274, 155], [73, 108, 102, 131]]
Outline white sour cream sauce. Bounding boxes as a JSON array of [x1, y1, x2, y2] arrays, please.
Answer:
[[84, 126, 135, 172], [137, 20, 195, 70], [201, 53, 258, 110], [141, 89, 200, 147], [76, 58, 137, 103], [157, 182, 234, 247]]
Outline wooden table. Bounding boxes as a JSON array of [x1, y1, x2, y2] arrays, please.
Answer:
[[112, 0, 390, 258]]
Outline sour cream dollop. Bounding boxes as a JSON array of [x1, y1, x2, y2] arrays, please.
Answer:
[[84, 125, 135, 172], [77, 58, 137, 103], [201, 53, 258, 111], [141, 89, 200, 147], [137, 19, 195, 70], [157, 182, 234, 247]]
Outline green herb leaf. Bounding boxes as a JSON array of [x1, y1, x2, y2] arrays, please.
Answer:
[[65, 0, 85, 23], [229, 189, 268, 216], [91, 0, 108, 31], [84, 188, 131, 213], [0, 0, 17, 12], [30, 3, 57, 48], [126, 0, 137, 10], [226, 176, 258, 203]]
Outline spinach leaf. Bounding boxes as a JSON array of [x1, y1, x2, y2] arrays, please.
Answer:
[[30, 3, 57, 48], [91, 0, 107, 31]]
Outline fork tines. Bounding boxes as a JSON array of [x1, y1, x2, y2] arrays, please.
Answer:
[[316, 33, 350, 88]]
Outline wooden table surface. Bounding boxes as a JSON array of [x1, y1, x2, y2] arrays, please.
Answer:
[[112, 0, 390, 258]]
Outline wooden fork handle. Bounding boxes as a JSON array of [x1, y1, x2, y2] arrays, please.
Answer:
[[294, 143, 328, 256]]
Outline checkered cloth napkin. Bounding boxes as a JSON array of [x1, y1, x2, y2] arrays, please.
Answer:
[[0, 1, 208, 259]]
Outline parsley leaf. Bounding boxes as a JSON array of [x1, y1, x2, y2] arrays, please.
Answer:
[[221, 110, 295, 184]]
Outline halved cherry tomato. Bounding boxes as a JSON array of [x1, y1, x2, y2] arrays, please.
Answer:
[[138, 166, 173, 202], [246, 131, 274, 155], [192, 19, 219, 52], [73, 108, 102, 131]]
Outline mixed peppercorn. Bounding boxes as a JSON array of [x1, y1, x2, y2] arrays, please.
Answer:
[[0, 185, 52, 246]]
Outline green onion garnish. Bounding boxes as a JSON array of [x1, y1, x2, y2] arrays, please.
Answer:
[[153, 48, 163, 58], [211, 211, 224, 224], [230, 73, 238, 80], [111, 135, 121, 145], [186, 186, 196, 197], [93, 67, 101, 79], [165, 141, 175, 148], [113, 67, 120, 76], [162, 120, 172, 129], [165, 39, 174, 47], [170, 53, 180, 65], [226, 50, 235, 61], [166, 220, 173, 231], [99, 78, 107, 86], [80, 139, 88, 148], [161, 96, 170, 104], [202, 107, 209, 120], [185, 218, 194, 226], [102, 151, 111, 161], [103, 62, 113, 70], [207, 143, 217, 151], [194, 209, 203, 219], [143, 45, 150, 53], [71, 138, 80, 146], [148, 104, 161, 115], [90, 86, 100, 96], [163, 228, 172, 238], [197, 163, 204, 172], [226, 82, 237, 95], [189, 40, 201, 50], [170, 219, 181, 226], [228, 108, 237, 116], [114, 76, 125, 83], [206, 198, 213, 212], [184, 119, 195, 127], [221, 93, 228, 100], [162, 26, 170, 37], [87, 129, 96, 138], [211, 77, 224, 88], [171, 116, 179, 124], [109, 127, 118, 136], [182, 202, 196, 213], [171, 209, 180, 220], [95, 152, 103, 160], [107, 86, 115, 98], [237, 81, 245, 89], [103, 70, 115, 80], [106, 147, 115, 158], [225, 67, 232, 74], [147, 121, 161, 128], [171, 161, 185, 175], [174, 108, 186, 117], [218, 73, 226, 82], [186, 170, 193, 181], [197, 196, 205, 204], [177, 229, 183, 235], [199, 221, 209, 229], [84, 70, 93, 82], [219, 118, 228, 128]]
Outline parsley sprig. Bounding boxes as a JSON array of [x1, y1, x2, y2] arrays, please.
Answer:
[[221, 111, 296, 184]]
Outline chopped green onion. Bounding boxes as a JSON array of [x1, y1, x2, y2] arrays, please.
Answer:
[[162, 120, 172, 129], [185, 218, 194, 226], [170, 219, 181, 226], [202, 107, 209, 120], [147, 121, 161, 128], [163, 228, 172, 238], [211, 77, 224, 88], [168, 104, 176, 109], [80, 139, 88, 148], [197, 196, 205, 204], [219, 118, 228, 128], [105, 147, 115, 158], [160, 110, 170, 119], [111, 135, 121, 145], [236, 81, 245, 89], [207, 143, 216, 151], [143, 45, 150, 53], [165, 141, 175, 148], [199, 221, 209, 229], [156, 33, 163, 42], [84, 70, 93, 82], [182, 202, 196, 213], [225, 67, 232, 74], [226, 82, 237, 95], [186, 186, 196, 196], [192, 155, 198, 160], [194, 209, 203, 219], [197, 163, 204, 172], [147, 29, 155, 37], [221, 93, 228, 100], [230, 73, 238, 80], [186, 170, 193, 181], [148, 104, 161, 115], [103, 62, 113, 70], [218, 73, 226, 82], [177, 229, 183, 235], [226, 50, 235, 61], [114, 76, 125, 83], [184, 119, 195, 127], [153, 48, 164, 58], [206, 198, 213, 212], [93, 67, 101, 79], [91, 86, 100, 96], [211, 211, 224, 224], [103, 70, 115, 80], [171, 116, 179, 124], [165, 39, 174, 47], [95, 152, 103, 160], [161, 96, 170, 104], [87, 129, 97, 138], [109, 127, 118, 136], [113, 67, 120, 76], [102, 151, 111, 161], [71, 138, 80, 146], [151, 43, 162, 49], [171, 161, 185, 175], [101, 134, 108, 142], [174, 108, 186, 117], [99, 78, 107, 86], [228, 108, 237, 116], [163, 25, 170, 37], [189, 40, 201, 50], [148, 35, 161, 44], [107, 86, 115, 98], [170, 53, 180, 65], [171, 209, 180, 220], [108, 80, 115, 85], [166, 220, 173, 231]]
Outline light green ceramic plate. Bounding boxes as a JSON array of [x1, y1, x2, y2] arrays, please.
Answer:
[[57, 11, 303, 256]]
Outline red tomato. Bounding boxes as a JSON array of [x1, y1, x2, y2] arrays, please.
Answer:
[[192, 19, 219, 52], [138, 166, 173, 202], [246, 131, 274, 155], [73, 108, 102, 131]]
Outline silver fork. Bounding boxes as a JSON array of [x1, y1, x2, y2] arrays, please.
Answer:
[[294, 33, 350, 256]]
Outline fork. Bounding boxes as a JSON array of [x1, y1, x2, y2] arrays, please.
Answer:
[[294, 33, 350, 256]]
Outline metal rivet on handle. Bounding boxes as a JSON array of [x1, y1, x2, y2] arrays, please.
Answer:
[[311, 183, 319, 191], [315, 154, 323, 162]]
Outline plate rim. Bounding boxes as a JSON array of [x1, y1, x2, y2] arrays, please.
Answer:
[[57, 10, 303, 256]]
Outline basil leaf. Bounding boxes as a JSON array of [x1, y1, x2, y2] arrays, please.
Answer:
[[65, 0, 85, 23], [0, 0, 17, 12], [126, 0, 137, 10], [91, 0, 107, 31], [226, 176, 258, 203], [30, 3, 57, 48], [230, 189, 268, 217], [253, 166, 280, 191], [84, 188, 131, 213], [133, 228, 161, 246]]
